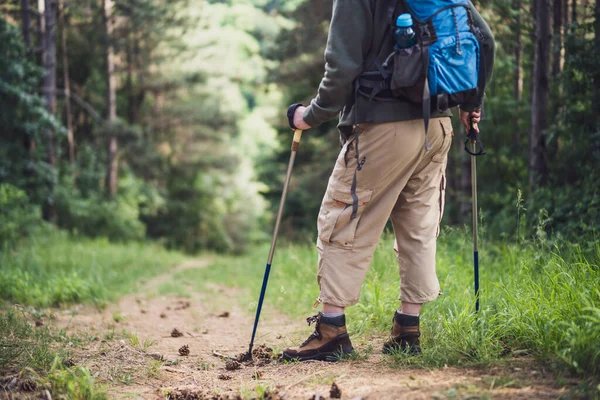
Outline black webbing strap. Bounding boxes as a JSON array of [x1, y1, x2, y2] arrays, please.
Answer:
[[464, 123, 485, 156], [421, 49, 432, 151], [350, 84, 361, 219], [287, 103, 304, 130], [388, 0, 399, 25], [357, 78, 390, 101]]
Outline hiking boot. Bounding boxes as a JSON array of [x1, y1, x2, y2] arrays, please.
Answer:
[[281, 312, 354, 362], [382, 311, 421, 355]]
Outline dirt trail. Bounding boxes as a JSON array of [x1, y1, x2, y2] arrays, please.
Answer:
[[55, 259, 566, 400]]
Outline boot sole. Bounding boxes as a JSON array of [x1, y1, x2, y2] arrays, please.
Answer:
[[281, 347, 355, 363]]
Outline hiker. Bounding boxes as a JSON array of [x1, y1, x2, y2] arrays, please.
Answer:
[[282, 0, 495, 361]]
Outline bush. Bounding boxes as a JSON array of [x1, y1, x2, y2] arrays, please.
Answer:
[[0, 183, 45, 248], [54, 172, 147, 242], [143, 165, 234, 253]]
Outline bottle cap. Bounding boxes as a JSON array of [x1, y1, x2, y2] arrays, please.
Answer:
[[396, 13, 413, 28]]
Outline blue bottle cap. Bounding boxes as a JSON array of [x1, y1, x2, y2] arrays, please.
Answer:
[[396, 13, 413, 28]]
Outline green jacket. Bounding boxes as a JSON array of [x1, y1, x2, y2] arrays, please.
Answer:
[[302, 0, 496, 131]]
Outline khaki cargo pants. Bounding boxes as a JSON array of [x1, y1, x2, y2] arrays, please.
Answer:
[[316, 117, 453, 307]]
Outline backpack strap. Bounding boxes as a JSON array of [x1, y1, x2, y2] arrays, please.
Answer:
[[388, 0, 400, 25], [421, 50, 432, 150], [417, 18, 437, 150]]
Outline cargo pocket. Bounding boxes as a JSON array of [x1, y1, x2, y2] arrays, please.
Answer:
[[432, 118, 454, 163], [436, 174, 447, 238], [318, 181, 373, 249]]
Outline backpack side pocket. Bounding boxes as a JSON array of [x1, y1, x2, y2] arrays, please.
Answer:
[[389, 45, 426, 105]]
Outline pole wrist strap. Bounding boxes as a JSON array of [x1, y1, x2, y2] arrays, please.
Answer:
[[287, 103, 304, 130]]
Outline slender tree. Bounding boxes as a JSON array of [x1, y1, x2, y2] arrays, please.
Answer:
[[103, 0, 118, 197], [530, 0, 551, 186], [126, 33, 135, 125], [552, 0, 564, 76], [596, 0, 600, 53], [22, 0, 36, 156], [21, 0, 31, 49], [594, 0, 600, 124], [59, 0, 74, 167], [41, 0, 58, 220], [513, 0, 524, 102]]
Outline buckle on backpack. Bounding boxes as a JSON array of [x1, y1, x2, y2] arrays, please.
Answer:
[[418, 22, 437, 46]]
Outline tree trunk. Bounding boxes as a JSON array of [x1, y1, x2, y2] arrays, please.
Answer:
[[59, 0, 75, 168], [21, 0, 31, 49], [103, 0, 118, 197], [126, 35, 134, 125], [530, 0, 551, 186], [572, 0, 577, 26], [596, 0, 600, 51], [594, 0, 600, 124], [552, 0, 564, 77], [514, 0, 524, 102], [41, 0, 57, 221], [22, 0, 36, 156]]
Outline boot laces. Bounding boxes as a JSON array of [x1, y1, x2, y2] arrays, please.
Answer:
[[300, 314, 322, 347]]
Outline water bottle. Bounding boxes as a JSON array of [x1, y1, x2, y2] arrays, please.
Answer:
[[394, 13, 416, 49]]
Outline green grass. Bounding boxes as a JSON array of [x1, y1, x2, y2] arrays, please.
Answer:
[[175, 228, 600, 381], [0, 308, 107, 399], [0, 230, 185, 307], [0, 230, 185, 399]]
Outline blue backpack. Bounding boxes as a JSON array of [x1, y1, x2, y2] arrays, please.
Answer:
[[348, 0, 487, 220], [357, 0, 486, 138]]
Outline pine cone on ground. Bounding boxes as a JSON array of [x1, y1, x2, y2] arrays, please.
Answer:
[[171, 328, 184, 337], [178, 345, 190, 356], [225, 359, 240, 371]]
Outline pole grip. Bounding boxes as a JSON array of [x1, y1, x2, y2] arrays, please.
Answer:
[[292, 129, 303, 151]]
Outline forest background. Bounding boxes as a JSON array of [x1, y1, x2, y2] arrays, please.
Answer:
[[1, 0, 600, 397], [1, 0, 599, 252]]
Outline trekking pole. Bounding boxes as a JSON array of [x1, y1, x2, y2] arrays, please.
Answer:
[[241, 105, 304, 361], [465, 119, 485, 313]]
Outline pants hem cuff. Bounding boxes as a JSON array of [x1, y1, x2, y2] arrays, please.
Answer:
[[319, 294, 359, 308], [399, 291, 440, 304]]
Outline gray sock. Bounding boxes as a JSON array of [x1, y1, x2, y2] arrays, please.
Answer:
[[322, 312, 344, 318]]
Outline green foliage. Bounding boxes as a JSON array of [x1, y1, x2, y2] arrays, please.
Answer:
[[183, 232, 600, 379], [526, 21, 600, 238], [0, 183, 46, 248], [54, 169, 149, 242], [0, 18, 64, 208], [3, 0, 599, 252], [42, 361, 107, 400], [0, 231, 185, 307], [144, 165, 232, 253]]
